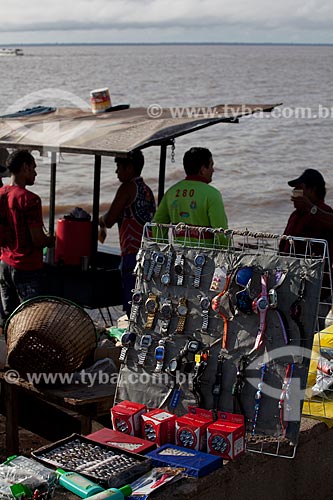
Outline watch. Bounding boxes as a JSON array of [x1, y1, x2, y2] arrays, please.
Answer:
[[176, 297, 188, 334], [145, 293, 159, 329], [137, 334, 152, 366], [193, 254, 206, 288], [133, 248, 144, 275], [143, 249, 153, 281], [310, 205, 318, 215], [174, 253, 185, 286], [268, 288, 278, 309], [252, 273, 269, 350], [153, 251, 165, 276], [161, 250, 174, 285], [130, 290, 143, 323], [154, 339, 166, 372], [160, 299, 173, 335], [200, 296, 210, 332], [118, 331, 136, 363]]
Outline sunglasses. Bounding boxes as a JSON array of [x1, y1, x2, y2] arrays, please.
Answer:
[[235, 267, 253, 314]]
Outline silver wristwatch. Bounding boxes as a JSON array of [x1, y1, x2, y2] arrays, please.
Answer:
[[137, 334, 152, 366], [160, 298, 173, 335], [154, 339, 166, 372], [119, 331, 136, 363], [161, 250, 174, 285], [200, 296, 210, 332], [153, 251, 165, 276], [143, 249, 153, 280], [193, 254, 206, 288], [130, 290, 143, 323], [174, 253, 185, 286]]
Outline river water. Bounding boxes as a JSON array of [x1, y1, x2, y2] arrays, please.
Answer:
[[1, 44, 333, 246]]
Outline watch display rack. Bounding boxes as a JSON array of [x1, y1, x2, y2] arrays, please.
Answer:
[[115, 223, 332, 458]]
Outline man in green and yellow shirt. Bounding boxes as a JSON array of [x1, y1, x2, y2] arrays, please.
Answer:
[[153, 147, 228, 246]]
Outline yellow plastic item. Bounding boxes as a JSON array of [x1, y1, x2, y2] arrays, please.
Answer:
[[303, 324, 333, 427]]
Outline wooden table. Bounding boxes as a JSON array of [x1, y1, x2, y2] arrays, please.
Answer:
[[0, 370, 116, 456]]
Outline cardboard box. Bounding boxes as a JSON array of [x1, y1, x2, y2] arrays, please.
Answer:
[[175, 407, 214, 451], [111, 400, 147, 437], [207, 411, 245, 460], [147, 444, 223, 478], [94, 345, 121, 369], [141, 409, 176, 446], [86, 427, 156, 454]]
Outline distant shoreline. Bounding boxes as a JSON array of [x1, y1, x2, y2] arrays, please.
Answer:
[[1, 42, 333, 47]]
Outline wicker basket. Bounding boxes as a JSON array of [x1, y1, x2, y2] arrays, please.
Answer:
[[6, 296, 97, 374]]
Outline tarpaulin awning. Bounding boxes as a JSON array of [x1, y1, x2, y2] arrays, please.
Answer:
[[0, 103, 281, 156]]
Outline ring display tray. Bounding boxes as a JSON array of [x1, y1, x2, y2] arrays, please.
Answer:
[[32, 433, 151, 488]]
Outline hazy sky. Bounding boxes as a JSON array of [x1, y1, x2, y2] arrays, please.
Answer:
[[1, 0, 333, 44]]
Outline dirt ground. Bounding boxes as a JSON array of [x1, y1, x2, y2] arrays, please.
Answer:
[[1, 415, 333, 500]]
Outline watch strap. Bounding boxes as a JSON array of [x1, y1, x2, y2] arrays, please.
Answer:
[[130, 303, 139, 323], [145, 313, 155, 330], [119, 345, 129, 363], [138, 347, 149, 366], [193, 266, 202, 288], [176, 315, 186, 334], [160, 319, 171, 335], [201, 310, 209, 332]]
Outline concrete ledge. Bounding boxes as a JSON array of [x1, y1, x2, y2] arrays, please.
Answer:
[[153, 417, 332, 500]]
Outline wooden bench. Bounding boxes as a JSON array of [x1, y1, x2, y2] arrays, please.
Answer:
[[0, 370, 115, 456]]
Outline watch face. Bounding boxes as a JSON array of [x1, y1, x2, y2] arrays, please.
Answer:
[[194, 254, 205, 267], [168, 358, 179, 373], [121, 331, 136, 344], [140, 335, 152, 348], [155, 346, 165, 361], [132, 291, 142, 304], [257, 296, 269, 312], [174, 264, 183, 275], [201, 297, 210, 310], [161, 273, 170, 285], [161, 303, 172, 319], [268, 289, 278, 308], [187, 340, 201, 353], [178, 305, 188, 316], [155, 253, 165, 264], [146, 298, 157, 313]]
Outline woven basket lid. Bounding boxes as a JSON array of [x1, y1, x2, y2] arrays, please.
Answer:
[[6, 296, 97, 375]]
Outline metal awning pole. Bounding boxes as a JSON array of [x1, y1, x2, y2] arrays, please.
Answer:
[[49, 151, 57, 236], [91, 154, 101, 269], [158, 143, 167, 204]]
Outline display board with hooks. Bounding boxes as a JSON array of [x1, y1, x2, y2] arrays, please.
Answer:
[[115, 223, 331, 458]]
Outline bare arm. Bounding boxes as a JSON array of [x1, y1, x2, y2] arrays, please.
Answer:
[[99, 181, 136, 228], [29, 226, 55, 248]]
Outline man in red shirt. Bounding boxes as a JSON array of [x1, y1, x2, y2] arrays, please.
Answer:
[[279, 169, 333, 308], [279, 169, 333, 259], [0, 150, 55, 327]]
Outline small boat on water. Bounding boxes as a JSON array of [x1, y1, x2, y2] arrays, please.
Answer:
[[0, 48, 24, 57]]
